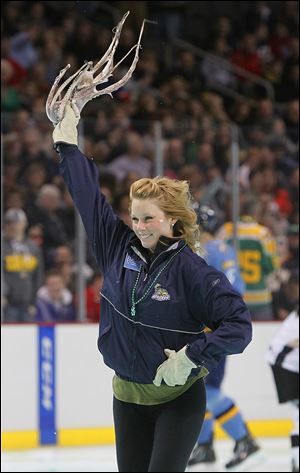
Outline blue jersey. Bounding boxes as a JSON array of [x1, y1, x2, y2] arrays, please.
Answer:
[[204, 239, 245, 387], [204, 240, 245, 296]]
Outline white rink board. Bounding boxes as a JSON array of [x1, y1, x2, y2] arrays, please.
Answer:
[[1, 322, 291, 433], [1, 325, 38, 430]]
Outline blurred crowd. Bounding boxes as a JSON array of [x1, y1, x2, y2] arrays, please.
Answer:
[[1, 1, 299, 323]]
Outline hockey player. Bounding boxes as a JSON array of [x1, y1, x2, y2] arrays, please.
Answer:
[[189, 206, 261, 470], [217, 201, 278, 321], [266, 307, 299, 472]]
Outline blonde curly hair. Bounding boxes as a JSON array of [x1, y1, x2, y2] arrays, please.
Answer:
[[130, 176, 201, 253]]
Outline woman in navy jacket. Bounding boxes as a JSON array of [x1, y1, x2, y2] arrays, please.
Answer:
[[52, 104, 252, 472]]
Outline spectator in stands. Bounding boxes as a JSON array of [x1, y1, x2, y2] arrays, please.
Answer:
[[288, 168, 299, 219], [26, 184, 68, 267], [245, 1, 275, 33], [269, 22, 293, 61], [148, 1, 188, 41], [56, 186, 76, 242], [199, 165, 230, 226], [238, 146, 262, 190], [194, 142, 216, 175], [85, 272, 104, 323], [282, 224, 299, 273], [21, 162, 47, 209], [2, 208, 44, 322], [27, 224, 44, 248], [209, 15, 236, 49], [231, 33, 263, 78], [98, 172, 118, 205], [35, 269, 75, 322], [9, 21, 41, 70], [202, 91, 230, 122], [1, 57, 24, 112], [213, 121, 234, 175], [113, 192, 132, 227], [201, 36, 236, 91], [52, 244, 95, 292], [50, 245, 75, 291], [169, 51, 202, 92], [106, 131, 152, 182], [4, 185, 26, 211], [131, 92, 160, 134], [254, 98, 277, 134], [178, 164, 205, 202], [3, 156, 22, 196], [231, 33, 264, 97], [268, 118, 298, 159], [283, 100, 299, 145], [163, 137, 186, 178], [19, 128, 53, 179], [272, 270, 299, 321], [64, 19, 97, 67]]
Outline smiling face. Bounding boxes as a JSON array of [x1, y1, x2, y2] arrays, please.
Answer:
[[131, 199, 176, 252]]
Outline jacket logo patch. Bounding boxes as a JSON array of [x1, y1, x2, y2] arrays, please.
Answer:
[[123, 254, 142, 272], [151, 284, 171, 301]]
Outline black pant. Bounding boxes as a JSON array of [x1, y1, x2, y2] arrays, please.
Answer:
[[113, 378, 206, 472]]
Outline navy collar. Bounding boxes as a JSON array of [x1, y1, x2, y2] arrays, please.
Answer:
[[129, 235, 183, 263]]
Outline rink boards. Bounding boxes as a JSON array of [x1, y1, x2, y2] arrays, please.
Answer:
[[1, 322, 292, 450]]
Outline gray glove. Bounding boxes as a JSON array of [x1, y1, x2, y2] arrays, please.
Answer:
[[153, 346, 198, 387], [52, 104, 79, 147]]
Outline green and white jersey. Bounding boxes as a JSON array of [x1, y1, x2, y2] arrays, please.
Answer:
[[218, 219, 278, 309]]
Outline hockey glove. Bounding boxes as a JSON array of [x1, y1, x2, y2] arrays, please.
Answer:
[[153, 346, 198, 387], [52, 103, 79, 147]]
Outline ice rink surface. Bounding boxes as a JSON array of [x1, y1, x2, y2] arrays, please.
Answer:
[[1, 437, 293, 472]]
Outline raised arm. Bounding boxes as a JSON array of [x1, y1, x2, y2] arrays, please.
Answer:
[[52, 105, 133, 274]]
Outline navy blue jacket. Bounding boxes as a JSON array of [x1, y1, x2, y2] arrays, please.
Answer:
[[59, 145, 252, 384]]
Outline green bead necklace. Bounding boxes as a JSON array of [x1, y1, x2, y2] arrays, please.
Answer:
[[130, 244, 186, 317]]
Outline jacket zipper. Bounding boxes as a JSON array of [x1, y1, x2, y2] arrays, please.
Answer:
[[141, 244, 183, 283], [142, 250, 172, 283]]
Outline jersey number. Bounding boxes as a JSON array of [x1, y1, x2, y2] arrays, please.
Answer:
[[239, 250, 261, 284]]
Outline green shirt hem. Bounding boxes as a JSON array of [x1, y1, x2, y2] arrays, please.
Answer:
[[112, 367, 209, 405]]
